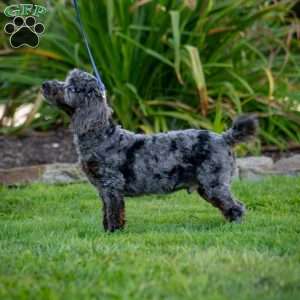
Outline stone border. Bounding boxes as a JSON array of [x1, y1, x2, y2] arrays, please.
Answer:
[[236, 155, 300, 180], [0, 163, 87, 186], [0, 155, 300, 186]]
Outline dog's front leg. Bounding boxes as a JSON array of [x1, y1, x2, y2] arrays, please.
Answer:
[[100, 188, 125, 232], [101, 200, 108, 231]]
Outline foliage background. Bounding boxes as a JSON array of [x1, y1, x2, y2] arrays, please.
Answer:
[[0, 0, 300, 151]]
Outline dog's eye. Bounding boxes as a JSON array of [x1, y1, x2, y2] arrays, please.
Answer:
[[65, 85, 87, 94], [66, 86, 75, 93]]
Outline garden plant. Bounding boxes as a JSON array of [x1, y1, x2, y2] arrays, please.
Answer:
[[0, 0, 299, 150]]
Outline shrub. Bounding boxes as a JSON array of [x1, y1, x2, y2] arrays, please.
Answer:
[[0, 0, 299, 149]]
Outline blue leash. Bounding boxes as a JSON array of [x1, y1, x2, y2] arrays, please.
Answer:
[[72, 0, 106, 94]]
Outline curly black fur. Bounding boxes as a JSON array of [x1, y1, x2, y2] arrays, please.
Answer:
[[42, 69, 258, 232], [223, 115, 258, 146]]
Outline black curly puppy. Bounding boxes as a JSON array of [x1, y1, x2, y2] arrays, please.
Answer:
[[42, 69, 258, 232]]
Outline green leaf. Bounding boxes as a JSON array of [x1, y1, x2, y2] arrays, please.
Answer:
[[170, 10, 183, 84]]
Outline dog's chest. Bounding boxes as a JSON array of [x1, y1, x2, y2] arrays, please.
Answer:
[[73, 135, 101, 177], [81, 158, 101, 181]]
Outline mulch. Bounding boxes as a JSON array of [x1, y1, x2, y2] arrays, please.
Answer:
[[0, 128, 78, 169]]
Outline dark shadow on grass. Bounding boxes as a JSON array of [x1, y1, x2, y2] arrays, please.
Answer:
[[74, 217, 225, 238], [121, 216, 225, 234]]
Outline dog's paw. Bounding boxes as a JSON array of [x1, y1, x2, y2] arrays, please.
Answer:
[[105, 220, 125, 233], [4, 16, 44, 48], [106, 224, 125, 233], [224, 202, 246, 223]]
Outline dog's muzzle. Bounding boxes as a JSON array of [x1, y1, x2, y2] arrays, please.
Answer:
[[42, 81, 51, 95]]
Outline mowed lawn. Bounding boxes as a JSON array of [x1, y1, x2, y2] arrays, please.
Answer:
[[0, 176, 299, 300]]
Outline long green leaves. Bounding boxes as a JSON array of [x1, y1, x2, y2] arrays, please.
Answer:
[[185, 45, 208, 115], [0, 0, 299, 150], [170, 10, 183, 84]]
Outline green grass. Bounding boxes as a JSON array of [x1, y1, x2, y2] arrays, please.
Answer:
[[0, 176, 300, 300]]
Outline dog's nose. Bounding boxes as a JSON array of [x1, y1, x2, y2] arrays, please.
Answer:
[[42, 82, 50, 93]]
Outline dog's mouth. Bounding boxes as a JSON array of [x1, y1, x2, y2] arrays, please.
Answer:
[[42, 81, 75, 116]]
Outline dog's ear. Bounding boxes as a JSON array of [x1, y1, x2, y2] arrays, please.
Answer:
[[72, 96, 112, 134]]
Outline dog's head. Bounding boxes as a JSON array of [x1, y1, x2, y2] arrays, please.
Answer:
[[42, 69, 112, 134], [42, 69, 104, 114]]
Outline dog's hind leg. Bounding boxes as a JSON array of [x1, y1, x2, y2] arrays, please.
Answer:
[[100, 187, 126, 232], [197, 177, 245, 222]]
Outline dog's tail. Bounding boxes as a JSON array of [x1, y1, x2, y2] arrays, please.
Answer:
[[222, 115, 258, 146]]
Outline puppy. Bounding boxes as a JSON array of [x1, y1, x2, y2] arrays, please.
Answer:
[[42, 69, 258, 232]]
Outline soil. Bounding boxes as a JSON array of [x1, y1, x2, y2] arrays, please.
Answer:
[[0, 128, 299, 169], [0, 128, 78, 169]]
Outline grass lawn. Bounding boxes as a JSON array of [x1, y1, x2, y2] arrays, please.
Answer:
[[0, 176, 300, 300]]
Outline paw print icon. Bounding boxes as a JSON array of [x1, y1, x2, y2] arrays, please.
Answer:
[[4, 16, 45, 48]]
